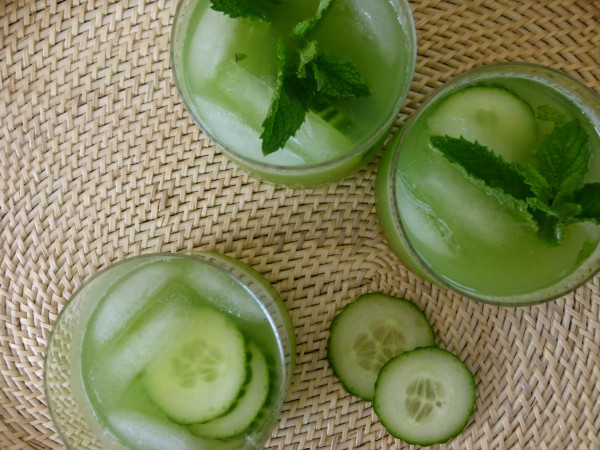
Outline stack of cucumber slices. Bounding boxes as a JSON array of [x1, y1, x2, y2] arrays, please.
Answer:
[[328, 293, 476, 446], [144, 306, 271, 441]]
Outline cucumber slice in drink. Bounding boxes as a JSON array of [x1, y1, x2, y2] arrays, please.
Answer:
[[189, 341, 270, 439], [428, 86, 538, 162], [328, 293, 435, 401], [374, 347, 476, 446], [144, 306, 248, 424]]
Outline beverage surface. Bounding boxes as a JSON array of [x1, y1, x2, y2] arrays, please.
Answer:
[[392, 75, 600, 298], [179, 0, 411, 168], [80, 256, 284, 449]]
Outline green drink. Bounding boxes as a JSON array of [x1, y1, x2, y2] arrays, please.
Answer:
[[376, 63, 600, 305], [171, 0, 416, 187], [45, 253, 295, 449]]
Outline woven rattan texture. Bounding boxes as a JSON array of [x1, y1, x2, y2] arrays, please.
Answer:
[[1, 0, 599, 448]]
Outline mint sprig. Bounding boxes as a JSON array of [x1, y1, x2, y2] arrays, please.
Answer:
[[261, 40, 369, 154], [574, 182, 600, 223], [429, 135, 535, 202], [309, 49, 371, 99], [294, 0, 335, 38], [537, 120, 591, 204], [209, 0, 271, 22], [260, 44, 311, 155], [430, 117, 598, 245], [209, 0, 371, 155]]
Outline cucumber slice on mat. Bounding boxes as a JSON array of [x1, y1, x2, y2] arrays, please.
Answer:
[[328, 293, 435, 401], [144, 306, 248, 424], [188, 341, 270, 439], [374, 346, 476, 446], [428, 85, 538, 161]]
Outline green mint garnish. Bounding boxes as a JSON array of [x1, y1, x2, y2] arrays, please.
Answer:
[[260, 43, 311, 155], [309, 47, 371, 99], [429, 135, 534, 201], [536, 104, 569, 125], [431, 116, 597, 245], [294, 0, 335, 38], [209, 0, 370, 155], [209, 0, 270, 22], [536, 120, 591, 204], [574, 182, 600, 223], [261, 39, 369, 155], [297, 40, 319, 78]]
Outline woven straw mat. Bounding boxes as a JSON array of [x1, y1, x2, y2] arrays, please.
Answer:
[[1, 0, 599, 449]]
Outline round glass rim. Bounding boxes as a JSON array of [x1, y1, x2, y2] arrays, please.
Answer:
[[169, 0, 418, 175], [43, 251, 295, 448], [386, 62, 600, 307]]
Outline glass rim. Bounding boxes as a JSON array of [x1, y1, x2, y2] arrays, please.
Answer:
[[386, 62, 600, 306], [44, 251, 295, 448], [169, 0, 418, 175]]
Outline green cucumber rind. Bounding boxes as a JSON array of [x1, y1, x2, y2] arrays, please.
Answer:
[[188, 341, 270, 439], [327, 292, 436, 401], [144, 307, 249, 425], [373, 346, 476, 446], [427, 85, 538, 162]]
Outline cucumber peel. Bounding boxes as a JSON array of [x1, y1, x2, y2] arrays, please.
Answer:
[[374, 347, 476, 446], [328, 293, 435, 401], [328, 292, 476, 445], [188, 341, 270, 439], [144, 307, 248, 424]]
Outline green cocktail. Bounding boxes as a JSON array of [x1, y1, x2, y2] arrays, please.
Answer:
[[376, 63, 600, 305], [171, 0, 416, 187], [45, 253, 295, 449]]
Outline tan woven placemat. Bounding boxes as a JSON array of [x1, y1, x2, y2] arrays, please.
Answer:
[[1, 0, 599, 448]]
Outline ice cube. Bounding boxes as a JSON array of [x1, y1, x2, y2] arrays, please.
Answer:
[[192, 94, 264, 157], [214, 60, 273, 127], [416, 156, 523, 248], [343, 0, 403, 62], [107, 410, 218, 450], [90, 297, 192, 401], [397, 176, 457, 260], [187, 8, 275, 91], [286, 111, 353, 164], [186, 8, 237, 86], [181, 263, 265, 325], [88, 261, 177, 345]]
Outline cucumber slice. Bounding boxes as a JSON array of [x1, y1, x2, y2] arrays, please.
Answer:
[[188, 341, 270, 439], [428, 86, 538, 162], [374, 347, 476, 446], [144, 306, 248, 424], [327, 293, 435, 401]]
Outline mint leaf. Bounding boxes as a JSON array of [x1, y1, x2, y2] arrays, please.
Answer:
[[311, 50, 370, 99], [430, 135, 534, 201], [294, 0, 335, 38], [297, 41, 369, 99], [536, 105, 569, 125], [534, 212, 564, 245], [574, 183, 600, 223], [514, 162, 552, 203], [210, 0, 270, 22], [537, 120, 590, 203], [216, 0, 369, 154], [260, 43, 310, 155], [297, 40, 319, 79], [530, 200, 580, 245], [430, 135, 543, 231], [430, 119, 596, 247]]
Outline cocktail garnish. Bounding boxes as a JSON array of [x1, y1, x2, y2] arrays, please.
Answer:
[[209, 0, 371, 155], [431, 108, 599, 245]]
